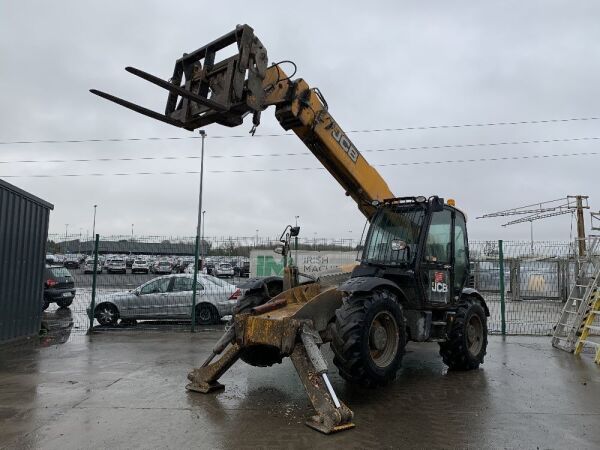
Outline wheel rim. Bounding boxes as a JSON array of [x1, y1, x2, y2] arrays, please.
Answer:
[[368, 311, 399, 368], [198, 306, 212, 322], [98, 306, 115, 324], [466, 314, 483, 356]]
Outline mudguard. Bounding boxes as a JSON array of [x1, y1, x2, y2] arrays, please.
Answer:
[[338, 276, 408, 301], [461, 287, 490, 317]]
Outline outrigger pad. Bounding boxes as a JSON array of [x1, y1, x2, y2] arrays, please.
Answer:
[[90, 24, 269, 131], [305, 417, 356, 434], [185, 381, 225, 394]]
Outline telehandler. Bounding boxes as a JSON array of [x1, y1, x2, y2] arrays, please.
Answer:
[[91, 24, 489, 434]]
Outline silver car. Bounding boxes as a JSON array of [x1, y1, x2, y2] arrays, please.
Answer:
[[91, 274, 240, 326]]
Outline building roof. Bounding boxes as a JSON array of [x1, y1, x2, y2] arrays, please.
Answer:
[[0, 178, 54, 210]]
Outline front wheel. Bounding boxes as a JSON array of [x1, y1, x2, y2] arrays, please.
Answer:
[[195, 303, 219, 325], [331, 290, 406, 387], [439, 298, 488, 370], [96, 303, 119, 326]]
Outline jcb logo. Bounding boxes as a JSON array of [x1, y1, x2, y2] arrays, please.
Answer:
[[331, 127, 359, 163], [431, 282, 448, 293]]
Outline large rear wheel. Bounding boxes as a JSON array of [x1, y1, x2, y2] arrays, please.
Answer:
[[439, 298, 488, 370], [331, 290, 406, 387]]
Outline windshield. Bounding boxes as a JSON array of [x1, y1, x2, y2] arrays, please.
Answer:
[[363, 206, 425, 265]]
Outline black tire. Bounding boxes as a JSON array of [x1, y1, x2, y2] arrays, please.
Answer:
[[195, 303, 219, 325], [439, 298, 488, 370], [332, 290, 406, 387], [57, 298, 73, 308], [95, 303, 119, 326]]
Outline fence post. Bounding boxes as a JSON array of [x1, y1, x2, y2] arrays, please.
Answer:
[[498, 239, 506, 336], [190, 235, 200, 332], [88, 234, 100, 334]]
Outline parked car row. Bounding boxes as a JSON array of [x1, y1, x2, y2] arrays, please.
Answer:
[[49, 253, 252, 277]]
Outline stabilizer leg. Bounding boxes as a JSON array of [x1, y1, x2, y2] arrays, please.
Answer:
[[290, 338, 354, 434], [186, 343, 241, 393]]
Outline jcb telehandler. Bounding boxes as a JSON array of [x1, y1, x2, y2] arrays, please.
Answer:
[[92, 24, 489, 434]]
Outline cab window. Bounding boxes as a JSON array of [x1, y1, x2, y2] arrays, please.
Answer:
[[425, 209, 452, 262], [454, 213, 468, 290]]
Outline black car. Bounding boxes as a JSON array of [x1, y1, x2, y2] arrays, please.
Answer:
[[43, 265, 76, 310], [63, 257, 80, 269], [239, 261, 250, 277]]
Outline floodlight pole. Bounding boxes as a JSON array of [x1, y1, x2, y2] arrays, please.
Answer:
[[191, 130, 206, 332], [196, 131, 206, 239]]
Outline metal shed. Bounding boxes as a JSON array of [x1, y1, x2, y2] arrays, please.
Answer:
[[0, 179, 53, 343]]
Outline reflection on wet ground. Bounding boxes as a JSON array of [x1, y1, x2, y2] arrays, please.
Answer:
[[0, 332, 599, 449], [40, 308, 74, 346]]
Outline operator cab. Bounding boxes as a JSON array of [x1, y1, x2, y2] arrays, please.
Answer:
[[354, 196, 470, 309]]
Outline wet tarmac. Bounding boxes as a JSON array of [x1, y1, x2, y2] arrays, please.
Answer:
[[1, 326, 599, 449]]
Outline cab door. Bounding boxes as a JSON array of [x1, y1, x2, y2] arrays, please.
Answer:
[[421, 208, 453, 305], [452, 211, 469, 298]]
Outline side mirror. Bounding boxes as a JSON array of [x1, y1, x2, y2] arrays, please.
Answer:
[[429, 196, 444, 212]]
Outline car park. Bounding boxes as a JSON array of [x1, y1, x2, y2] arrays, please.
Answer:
[[83, 258, 102, 274], [213, 262, 234, 278], [131, 259, 150, 274], [43, 265, 76, 310], [107, 258, 127, 274], [90, 274, 241, 326]]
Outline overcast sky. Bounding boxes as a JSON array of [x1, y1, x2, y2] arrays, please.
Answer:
[[1, 1, 599, 243]]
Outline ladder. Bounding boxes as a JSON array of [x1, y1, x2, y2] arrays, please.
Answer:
[[574, 291, 600, 363], [552, 236, 600, 352]]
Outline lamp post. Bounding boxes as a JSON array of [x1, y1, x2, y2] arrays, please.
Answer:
[[92, 205, 97, 239], [196, 130, 206, 239], [191, 130, 206, 332], [131, 223, 134, 241], [64, 224, 69, 253], [202, 210, 206, 261]]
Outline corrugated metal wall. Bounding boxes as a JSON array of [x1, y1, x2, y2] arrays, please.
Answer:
[[0, 179, 53, 343]]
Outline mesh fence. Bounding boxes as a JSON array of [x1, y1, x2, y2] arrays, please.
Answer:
[[469, 240, 580, 335], [43, 234, 595, 338], [44, 234, 357, 337]]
